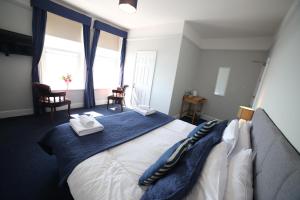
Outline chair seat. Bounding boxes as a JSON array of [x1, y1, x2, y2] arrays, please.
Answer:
[[107, 95, 124, 100], [41, 99, 71, 107]]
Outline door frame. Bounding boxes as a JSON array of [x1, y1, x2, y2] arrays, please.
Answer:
[[252, 57, 271, 108]]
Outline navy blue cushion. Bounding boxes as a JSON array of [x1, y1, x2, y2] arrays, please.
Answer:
[[187, 122, 206, 137], [140, 121, 228, 200], [139, 138, 192, 186], [188, 120, 218, 144]]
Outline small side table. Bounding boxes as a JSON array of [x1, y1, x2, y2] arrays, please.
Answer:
[[179, 95, 207, 124]]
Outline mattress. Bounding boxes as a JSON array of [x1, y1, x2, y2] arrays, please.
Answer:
[[67, 119, 198, 200]]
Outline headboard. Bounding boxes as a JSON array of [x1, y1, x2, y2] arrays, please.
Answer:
[[251, 108, 300, 200]]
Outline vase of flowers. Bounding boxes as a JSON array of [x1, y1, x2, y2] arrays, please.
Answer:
[[62, 73, 72, 92]]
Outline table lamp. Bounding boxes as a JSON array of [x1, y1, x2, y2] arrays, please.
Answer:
[[237, 106, 254, 121]]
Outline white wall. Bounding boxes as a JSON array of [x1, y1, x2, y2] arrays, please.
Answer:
[[166, 22, 269, 119], [0, 0, 32, 36], [169, 36, 202, 116], [194, 50, 268, 120], [124, 33, 183, 114], [254, 0, 300, 151], [0, 0, 33, 118], [125, 22, 269, 119]]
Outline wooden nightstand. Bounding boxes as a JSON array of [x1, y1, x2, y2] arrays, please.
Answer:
[[179, 95, 207, 124]]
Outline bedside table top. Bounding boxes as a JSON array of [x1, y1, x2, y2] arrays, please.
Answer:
[[183, 95, 207, 105]]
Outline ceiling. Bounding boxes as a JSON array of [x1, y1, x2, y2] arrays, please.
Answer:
[[58, 0, 293, 38]]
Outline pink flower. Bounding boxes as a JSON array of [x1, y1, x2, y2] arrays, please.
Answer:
[[62, 74, 72, 83]]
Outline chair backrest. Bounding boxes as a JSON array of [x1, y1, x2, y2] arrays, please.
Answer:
[[112, 89, 124, 97], [122, 85, 129, 96], [32, 83, 51, 98], [111, 85, 129, 97]]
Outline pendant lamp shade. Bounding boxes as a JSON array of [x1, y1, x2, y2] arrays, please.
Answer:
[[119, 0, 138, 13]]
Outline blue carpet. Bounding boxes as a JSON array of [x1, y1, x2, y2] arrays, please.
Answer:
[[0, 105, 130, 200]]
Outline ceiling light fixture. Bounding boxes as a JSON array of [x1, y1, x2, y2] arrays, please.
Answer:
[[119, 0, 138, 14]]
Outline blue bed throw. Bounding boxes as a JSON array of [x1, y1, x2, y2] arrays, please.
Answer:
[[39, 111, 174, 185]]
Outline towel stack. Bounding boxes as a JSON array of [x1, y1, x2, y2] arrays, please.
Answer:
[[70, 115, 104, 136], [133, 105, 156, 116]]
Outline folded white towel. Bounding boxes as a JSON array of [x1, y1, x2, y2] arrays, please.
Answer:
[[70, 118, 104, 136], [79, 115, 94, 128], [133, 105, 156, 116]]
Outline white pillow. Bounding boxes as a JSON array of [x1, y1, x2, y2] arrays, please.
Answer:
[[222, 120, 239, 156], [224, 149, 253, 200], [231, 119, 251, 156], [186, 142, 228, 200]]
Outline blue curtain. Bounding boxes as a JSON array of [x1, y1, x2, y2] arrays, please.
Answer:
[[119, 38, 127, 86], [83, 24, 95, 108], [94, 20, 127, 38], [84, 29, 100, 108], [32, 6, 47, 114], [31, 0, 91, 26], [32, 7, 47, 82], [90, 30, 100, 68]]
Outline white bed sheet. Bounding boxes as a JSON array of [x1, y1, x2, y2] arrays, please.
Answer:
[[67, 119, 197, 200]]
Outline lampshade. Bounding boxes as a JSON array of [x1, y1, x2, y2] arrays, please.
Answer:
[[119, 0, 138, 13], [237, 106, 254, 121]]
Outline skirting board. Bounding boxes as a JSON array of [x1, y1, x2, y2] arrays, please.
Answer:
[[96, 100, 107, 105], [0, 103, 84, 119], [200, 113, 220, 121], [172, 113, 219, 121], [172, 114, 180, 119], [0, 108, 34, 119], [0, 100, 108, 119]]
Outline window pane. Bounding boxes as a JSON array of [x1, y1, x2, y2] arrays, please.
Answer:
[[40, 35, 85, 90], [214, 67, 231, 96], [41, 48, 84, 90], [93, 48, 120, 89]]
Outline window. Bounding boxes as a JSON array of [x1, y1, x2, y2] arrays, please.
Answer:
[[214, 67, 231, 96], [40, 13, 122, 91], [93, 31, 121, 89], [93, 48, 120, 89], [41, 35, 85, 90], [40, 13, 85, 90]]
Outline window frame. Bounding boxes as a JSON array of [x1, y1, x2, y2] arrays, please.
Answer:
[[40, 35, 86, 91], [92, 47, 121, 90]]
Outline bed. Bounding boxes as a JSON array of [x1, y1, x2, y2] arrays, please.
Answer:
[[41, 108, 300, 200]]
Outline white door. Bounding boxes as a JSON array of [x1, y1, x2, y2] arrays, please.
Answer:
[[131, 51, 156, 106]]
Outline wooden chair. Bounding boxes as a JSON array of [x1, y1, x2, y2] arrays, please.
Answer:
[[107, 85, 128, 112], [32, 83, 71, 120]]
